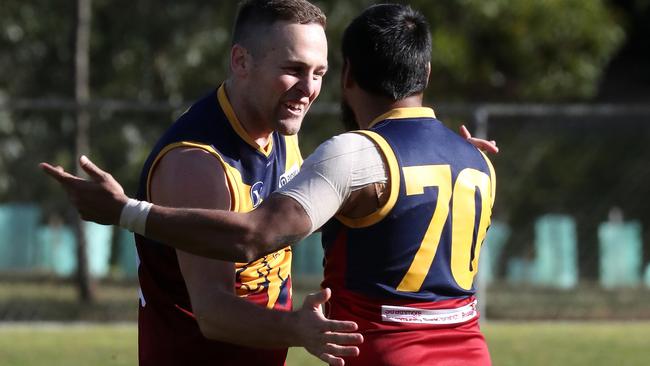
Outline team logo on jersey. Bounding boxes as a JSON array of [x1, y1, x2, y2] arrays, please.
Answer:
[[250, 181, 264, 208], [278, 163, 300, 188]]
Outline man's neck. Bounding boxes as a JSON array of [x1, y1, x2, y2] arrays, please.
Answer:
[[223, 79, 273, 147], [357, 94, 424, 129]]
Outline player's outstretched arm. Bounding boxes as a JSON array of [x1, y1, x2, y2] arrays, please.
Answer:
[[40, 156, 312, 262], [144, 192, 312, 261]]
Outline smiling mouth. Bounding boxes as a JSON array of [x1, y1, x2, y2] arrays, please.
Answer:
[[284, 102, 306, 115]]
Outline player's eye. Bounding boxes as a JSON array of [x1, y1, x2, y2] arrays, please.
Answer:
[[283, 67, 301, 76]]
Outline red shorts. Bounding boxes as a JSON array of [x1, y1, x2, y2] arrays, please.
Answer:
[[326, 290, 491, 366]]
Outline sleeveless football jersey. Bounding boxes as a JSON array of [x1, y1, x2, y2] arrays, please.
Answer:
[[322, 107, 495, 366], [135, 85, 301, 365]]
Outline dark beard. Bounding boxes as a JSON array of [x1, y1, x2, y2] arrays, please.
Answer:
[[340, 99, 359, 131]]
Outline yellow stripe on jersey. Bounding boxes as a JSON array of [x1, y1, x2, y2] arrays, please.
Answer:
[[335, 130, 401, 228], [145, 141, 241, 212], [367, 107, 436, 129], [479, 151, 497, 208], [284, 133, 303, 171], [217, 85, 274, 157]]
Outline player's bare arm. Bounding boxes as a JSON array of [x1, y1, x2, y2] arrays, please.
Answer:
[[40, 126, 497, 261], [40, 156, 307, 261], [40, 154, 361, 365], [147, 192, 313, 261]]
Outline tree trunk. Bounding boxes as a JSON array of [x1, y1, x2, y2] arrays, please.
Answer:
[[74, 0, 95, 303]]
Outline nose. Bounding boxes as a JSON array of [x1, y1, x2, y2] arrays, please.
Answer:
[[295, 74, 319, 99]]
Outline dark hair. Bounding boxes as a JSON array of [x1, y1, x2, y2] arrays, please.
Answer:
[[233, 0, 326, 50], [342, 4, 431, 100]]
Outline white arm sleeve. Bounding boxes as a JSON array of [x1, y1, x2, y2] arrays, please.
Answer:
[[276, 132, 387, 233]]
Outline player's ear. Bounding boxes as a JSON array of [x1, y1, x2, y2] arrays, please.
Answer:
[[230, 44, 251, 77], [341, 59, 355, 89], [425, 62, 431, 88]]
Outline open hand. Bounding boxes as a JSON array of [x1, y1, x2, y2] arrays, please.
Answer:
[[295, 288, 363, 366], [40, 155, 128, 225], [460, 125, 499, 154]]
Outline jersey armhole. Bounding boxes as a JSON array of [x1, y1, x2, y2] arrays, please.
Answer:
[[146, 141, 241, 212], [334, 130, 400, 228]]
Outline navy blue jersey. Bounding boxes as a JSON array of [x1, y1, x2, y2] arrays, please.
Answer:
[[135, 85, 301, 365], [322, 107, 495, 303]]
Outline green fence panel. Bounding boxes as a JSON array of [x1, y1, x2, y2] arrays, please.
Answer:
[[33, 222, 112, 277], [35, 225, 76, 275], [480, 220, 510, 284], [0, 204, 40, 269], [117, 229, 138, 278], [291, 233, 324, 277], [533, 214, 578, 289], [598, 221, 642, 288], [85, 222, 112, 277], [506, 257, 535, 284]]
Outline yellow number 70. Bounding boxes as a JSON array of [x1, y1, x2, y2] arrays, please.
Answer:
[[396, 165, 492, 292]]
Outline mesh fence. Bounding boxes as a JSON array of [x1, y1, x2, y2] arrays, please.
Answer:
[[1, 99, 649, 320], [471, 105, 650, 319]]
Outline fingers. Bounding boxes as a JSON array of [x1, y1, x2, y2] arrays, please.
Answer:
[[470, 138, 499, 154], [320, 355, 345, 366], [79, 155, 108, 182], [459, 125, 499, 154], [39, 162, 65, 181], [321, 343, 360, 357], [318, 342, 361, 365], [488, 141, 499, 153], [317, 324, 363, 365], [39, 162, 84, 185], [460, 124, 471, 139], [319, 354, 345, 366], [304, 288, 332, 310], [323, 318, 358, 332], [322, 330, 363, 345]]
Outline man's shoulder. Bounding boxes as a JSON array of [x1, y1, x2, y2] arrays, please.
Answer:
[[149, 90, 231, 156], [317, 131, 377, 155], [152, 148, 228, 189], [173, 89, 223, 128]]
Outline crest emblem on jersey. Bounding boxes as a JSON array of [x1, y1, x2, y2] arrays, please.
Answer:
[[250, 181, 264, 208], [278, 163, 300, 188]]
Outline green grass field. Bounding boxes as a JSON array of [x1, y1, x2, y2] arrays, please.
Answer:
[[0, 321, 648, 366]]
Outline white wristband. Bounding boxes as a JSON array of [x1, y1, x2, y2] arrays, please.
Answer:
[[119, 198, 153, 235]]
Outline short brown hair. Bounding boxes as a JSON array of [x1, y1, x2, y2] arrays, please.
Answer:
[[232, 0, 327, 49]]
